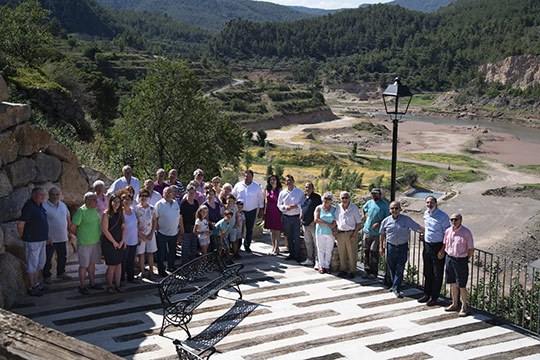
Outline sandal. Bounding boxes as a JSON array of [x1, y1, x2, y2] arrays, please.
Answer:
[[107, 286, 116, 294], [115, 286, 125, 293], [88, 283, 103, 290]]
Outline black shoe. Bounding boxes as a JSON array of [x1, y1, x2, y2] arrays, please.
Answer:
[[418, 295, 430, 303], [244, 247, 252, 253], [28, 287, 43, 297], [88, 283, 103, 290], [233, 253, 241, 260], [158, 271, 168, 277], [426, 298, 438, 306], [337, 271, 347, 278], [226, 259, 234, 265], [347, 273, 356, 279], [285, 255, 295, 260], [79, 286, 90, 295]]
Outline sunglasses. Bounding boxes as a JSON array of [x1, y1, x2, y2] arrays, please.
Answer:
[[390, 207, 400, 210], [341, 197, 349, 199], [450, 218, 461, 222], [140, 194, 149, 198], [323, 198, 332, 201]]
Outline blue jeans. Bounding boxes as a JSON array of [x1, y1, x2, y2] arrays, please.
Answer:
[[156, 231, 178, 273], [243, 209, 257, 250], [181, 233, 198, 263], [387, 243, 408, 291], [283, 215, 301, 261]]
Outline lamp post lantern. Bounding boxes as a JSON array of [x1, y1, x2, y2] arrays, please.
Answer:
[[382, 77, 413, 201]]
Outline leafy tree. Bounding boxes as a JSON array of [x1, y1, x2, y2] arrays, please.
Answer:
[[114, 58, 244, 180], [244, 129, 253, 143], [256, 128, 267, 146]]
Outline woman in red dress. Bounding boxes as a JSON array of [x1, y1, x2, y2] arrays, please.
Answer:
[[264, 175, 283, 255]]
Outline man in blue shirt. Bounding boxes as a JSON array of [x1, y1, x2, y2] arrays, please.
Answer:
[[361, 188, 390, 278], [419, 195, 451, 306], [380, 201, 424, 298]]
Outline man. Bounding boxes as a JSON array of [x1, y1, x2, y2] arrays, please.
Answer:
[[442, 213, 474, 317], [107, 165, 140, 196], [155, 186, 181, 277], [232, 169, 264, 253], [136, 179, 162, 206], [277, 174, 304, 262], [379, 201, 424, 298], [166, 169, 185, 201], [18, 187, 48, 296], [42, 187, 73, 285], [335, 191, 362, 279], [71, 192, 103, 295], [153, 168, 167, 196], [419, 195, 451, 306], [300, 181, 322, 267], [361, 188, 390, 279]]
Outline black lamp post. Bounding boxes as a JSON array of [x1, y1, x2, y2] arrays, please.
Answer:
[[382, 77, 413, 201]]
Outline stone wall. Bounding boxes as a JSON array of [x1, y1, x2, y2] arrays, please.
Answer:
[[0, 76, 108, 308]]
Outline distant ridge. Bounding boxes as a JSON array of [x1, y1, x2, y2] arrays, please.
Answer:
[[289, 6, 344, 15], [386, 0, 455, 12]]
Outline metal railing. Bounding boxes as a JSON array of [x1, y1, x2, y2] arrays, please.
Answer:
[[359, 230, 540, 336]]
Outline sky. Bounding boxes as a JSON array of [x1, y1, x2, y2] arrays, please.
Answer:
[[259, 0, 393, 10]]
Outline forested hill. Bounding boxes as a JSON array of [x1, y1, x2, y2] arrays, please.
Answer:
[[95, 0, 314, 32], [387, 0, 455, 13], [210, 0, 540, 90]]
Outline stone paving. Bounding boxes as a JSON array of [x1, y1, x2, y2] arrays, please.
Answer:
[[10, 235, 540, 360]]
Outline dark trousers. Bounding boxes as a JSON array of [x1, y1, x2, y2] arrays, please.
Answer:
[[43, 242, 67, 278], [181, 233, 198, 264], [122, 245, 137, 281], [363, 234, 380, 276], [243, 209, 257, 250], [283, 215, 301, 261], [423, 242, 445, 300], [387, 243, 408, 291], [156, 232, 178, 273]]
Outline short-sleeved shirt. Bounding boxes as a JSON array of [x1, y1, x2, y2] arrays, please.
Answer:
[[334, 203, 362, 231], [134, 205, 155, 237], [20, 199, 48, 242], [165, 180, 185, 201], [424, 208, 451, 243], [155, 199, 180, 236], [444, 225, 474, 258], [106, 176, 140, 196], [215, 218, 233, 236], [96, 193, 108, 217], [43, 200, 69, 243], [362, 199, 390, 236], [277, 187, 304, 216], [316, 205, 335, 236], [380, 214, 421, 246], [124, 209, 139, 246], [179, 198, 199, 234], [153, 181, 167, 196], [72, 205, 101, 246], [301, 192, 322, 226]]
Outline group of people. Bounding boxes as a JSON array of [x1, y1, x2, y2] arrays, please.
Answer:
[[18, 165, 474, 316]]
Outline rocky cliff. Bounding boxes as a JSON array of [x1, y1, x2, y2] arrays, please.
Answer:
[[0, 75, 108, 308], [478, 54, 540, 89]]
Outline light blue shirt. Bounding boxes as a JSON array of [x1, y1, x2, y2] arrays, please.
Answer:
[[423, 208, 450, 243], [316, 205, 335, 236], [362, 199, 390, 236], [380, 214, 421, 246]]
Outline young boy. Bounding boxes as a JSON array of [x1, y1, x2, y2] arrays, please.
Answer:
[[234, 201, 245, 260], [215, 210, 234, 264]]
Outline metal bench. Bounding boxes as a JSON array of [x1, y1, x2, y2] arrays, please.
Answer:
[[173, 340, 215, 360], [159, 251, 244, 338]]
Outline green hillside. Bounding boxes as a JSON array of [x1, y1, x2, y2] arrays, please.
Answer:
[[387, 0, 455, 12], [96, 0, 314, 32], [210, 0, 540, 90]]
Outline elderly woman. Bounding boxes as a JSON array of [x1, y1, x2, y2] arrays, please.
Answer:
[[212, 176, 222, 199], [101, 194, 126, 293], [314, 192, 337, 274], [264, 175, 283, 255], [121, 193, 139, 284], [219, 183, 233, 206], [193, 169, 205, 194], [134, 188, 158, 280], [93, 180, 108, 217]]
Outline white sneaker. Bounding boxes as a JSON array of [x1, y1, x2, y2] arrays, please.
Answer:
[[300, 259, 314, 266]]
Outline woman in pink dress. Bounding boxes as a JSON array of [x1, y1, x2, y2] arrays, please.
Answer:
[[264, 175, 283, 255]]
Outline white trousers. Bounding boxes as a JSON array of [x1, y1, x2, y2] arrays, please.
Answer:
[[316, 234, 335, 269]]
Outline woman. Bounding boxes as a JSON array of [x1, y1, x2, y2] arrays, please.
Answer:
[[193, 169, 205, 194], [219, 183, 232, 206], [212, 176, 222, 200], [134, 188, 157, 280], [94, 180, 108, 217], [264, 175, 283, 255], [101, 194, 126, 293], [121, 193, 139, 283], [203, 186, 223, 251], [315, 192, 337, 274]]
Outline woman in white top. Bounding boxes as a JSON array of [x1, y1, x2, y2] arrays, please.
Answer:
[[122, 193, 140, 284]]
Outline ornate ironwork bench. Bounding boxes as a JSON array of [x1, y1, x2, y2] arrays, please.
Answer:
[[173, 339, 216, 360]]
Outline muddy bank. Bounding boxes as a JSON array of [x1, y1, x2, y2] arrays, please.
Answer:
[[243, 108, 337, 130], [483, 185, 540, 200]]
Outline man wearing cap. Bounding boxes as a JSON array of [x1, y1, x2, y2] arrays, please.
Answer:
[[361, 188, 390, 279], [379, 201, 424, 298], [419, 195, 451, 306], [335, 191, 362, 279]]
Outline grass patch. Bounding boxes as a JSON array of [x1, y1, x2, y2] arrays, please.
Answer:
[[353, 121, 390, 135], [410, 93, 441, 106], [521, 183, 540, 189], [262, 148, 345, 167], [403, 153, 490, 169], [517, 165, 540, 174], [443, 169, 487, 183]]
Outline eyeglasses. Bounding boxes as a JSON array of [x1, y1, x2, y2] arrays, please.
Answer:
[[140, 194, 149, 198], [341, 196, 349, 199], [324, 198, 332, 201], [450, 218, 461, 222], [390, 207, 400, 210]]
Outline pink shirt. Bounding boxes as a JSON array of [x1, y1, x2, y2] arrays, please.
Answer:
[[444, 225, 474, 258], [96, 193, 108, 217]]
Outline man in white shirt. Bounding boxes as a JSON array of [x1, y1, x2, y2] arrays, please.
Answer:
[[154, 186, 180, 277], [136, 179, 162, 206], [334, 191, 362, 279], [42, 187, 73, 284], [232, 169, 264, 253], [107, 165, 141, 196], [278, 174, 304, 262]]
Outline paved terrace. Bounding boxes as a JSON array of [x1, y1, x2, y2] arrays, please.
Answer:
[[10, 235, 540, 360]]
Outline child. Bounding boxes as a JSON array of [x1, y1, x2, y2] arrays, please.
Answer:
[[215, 209, 234, 264], [194, 205, 211, 256], [224, 194, 238, 255], [234, 201, 245, 260]]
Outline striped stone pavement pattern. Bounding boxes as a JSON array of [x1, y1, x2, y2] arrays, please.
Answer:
[[10, 236, 540, 360]]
